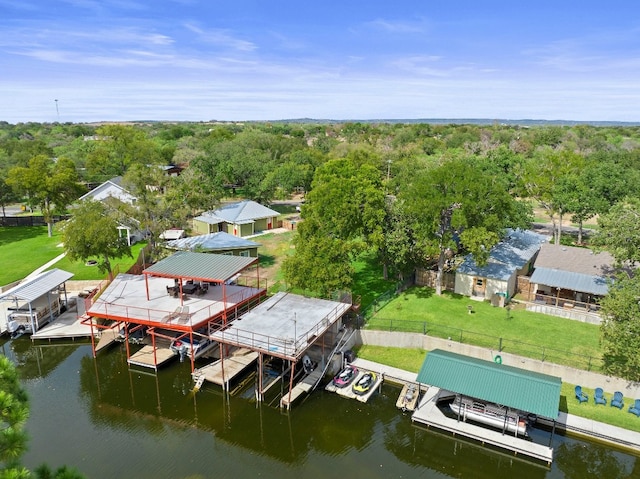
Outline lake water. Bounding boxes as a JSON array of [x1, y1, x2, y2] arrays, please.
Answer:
[[5, 338, 639, 479]]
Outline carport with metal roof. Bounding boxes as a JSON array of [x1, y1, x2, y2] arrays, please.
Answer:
[[0, 268, 74, 335]]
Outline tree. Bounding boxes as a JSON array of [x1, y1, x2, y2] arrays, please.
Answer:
[[0, 357, 29, 476], [6, 155, 84, 236], [85, 125, 163, 182], [401, 157, 532, 295], [62, 200, 131, 279], [599, 274, 640, 381], [0, 172, 19, 218], [283, 156, 386, 296], [592, 197, 640, 268]]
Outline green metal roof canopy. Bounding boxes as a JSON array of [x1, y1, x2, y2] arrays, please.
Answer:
[[416, 349, 561, 419], [143, 251, 258, 282]]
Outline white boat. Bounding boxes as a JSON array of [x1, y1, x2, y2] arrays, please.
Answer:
[[170, 335, 217, 361], [448, 395, 529, 436]]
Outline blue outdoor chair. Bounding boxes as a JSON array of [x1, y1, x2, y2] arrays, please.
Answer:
[[594, 387, 607, 406], [629, 399, 640, 417], [575, 385, 589, 404], [611, 391, 624, 409]]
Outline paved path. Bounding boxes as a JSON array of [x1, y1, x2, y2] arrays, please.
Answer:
[[25, 252, 66, 280]]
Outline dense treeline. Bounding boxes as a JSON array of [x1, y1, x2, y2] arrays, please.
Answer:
[[2, 120, 640, 380]]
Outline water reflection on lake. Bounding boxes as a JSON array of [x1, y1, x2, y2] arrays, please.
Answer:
[[4, 339, 639, 479]]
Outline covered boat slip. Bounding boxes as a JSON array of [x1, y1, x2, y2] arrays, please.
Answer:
[[85, 252, 267, 368], [412, 387, 554, 464], [0, 268, 74, 335], [413, 349, 562, 464], [206, 292, 352, 405]]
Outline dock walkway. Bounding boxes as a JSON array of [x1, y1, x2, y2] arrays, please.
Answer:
[[350, 358, 417, 385], [280, 368, 324, 409], [31, 310, 95, 340], [412, 387, 554, 464], [194, 348, 258, 389]]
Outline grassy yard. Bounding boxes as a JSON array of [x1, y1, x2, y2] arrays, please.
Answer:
[[0, 226, 145, 285], [48, 241, 148, 280], [354, 345, 640, 433], [367, 286, 602, 371], [0, 227, 65, 285]]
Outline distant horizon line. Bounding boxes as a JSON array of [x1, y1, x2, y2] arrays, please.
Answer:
[[4, 117, 640, 127]]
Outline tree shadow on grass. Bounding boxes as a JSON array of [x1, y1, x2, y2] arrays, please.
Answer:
[[0, 226, 49, 247], [259, 254, 276, 268]]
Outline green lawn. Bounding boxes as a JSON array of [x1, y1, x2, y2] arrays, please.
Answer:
[[49, 241, 147, 280], [0, 226, 144, 284], [0, 227, 65, 285], [367, 286, 602, 371], [352, 250, 397, 309], [354, 345, 640, 433]]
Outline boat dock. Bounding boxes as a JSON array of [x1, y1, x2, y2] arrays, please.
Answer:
[[411, 387, 554, 465], [350, 358, 417, 385], [94, 324, 121, 353], [128, 345, 177, 369], [30, 310, 95, 340], [192, 348, 259, 390], [279, 368, 324, 409]]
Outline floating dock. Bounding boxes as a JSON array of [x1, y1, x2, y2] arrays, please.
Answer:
[[325, 369, 382, 403], [128, 344, 177, 369], [411, 387, 554, 465], [192, 348, 259, 390]]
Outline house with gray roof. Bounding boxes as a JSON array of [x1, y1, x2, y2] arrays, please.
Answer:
[[454, 229, 549, 304], [193, 200, 280, 237], [164, 231, 260, 257], [527, 244, 614, 315], [79, 176, 137, 205]]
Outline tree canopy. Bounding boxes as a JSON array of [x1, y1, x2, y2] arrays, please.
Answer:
[[62, 200, 132, 279]]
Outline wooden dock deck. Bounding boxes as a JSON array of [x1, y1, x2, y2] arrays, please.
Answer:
[[94, 325, 120, 353], [128, 345, 178, 369], [30, 311, 95, 340], [280, 368, 324, 409], [193, 348, 258, 389], [411, 387, 554, 465]]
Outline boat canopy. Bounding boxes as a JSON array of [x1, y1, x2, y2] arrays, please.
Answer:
[[416, 349, 561, 419]]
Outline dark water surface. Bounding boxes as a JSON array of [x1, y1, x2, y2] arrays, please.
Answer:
[[5, 338, 639, 479]]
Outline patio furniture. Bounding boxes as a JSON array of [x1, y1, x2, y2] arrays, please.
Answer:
[[594, 387, 607, 406], [611, 391, 624, 409], [182, 283, 198, 294], [162, 307, 182, 323], [177, 306, 190, 323], [629, 399, 640, 417], [575, 385, 588, 403]]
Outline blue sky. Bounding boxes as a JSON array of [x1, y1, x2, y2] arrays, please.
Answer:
[[2, 0, 640, 123]]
